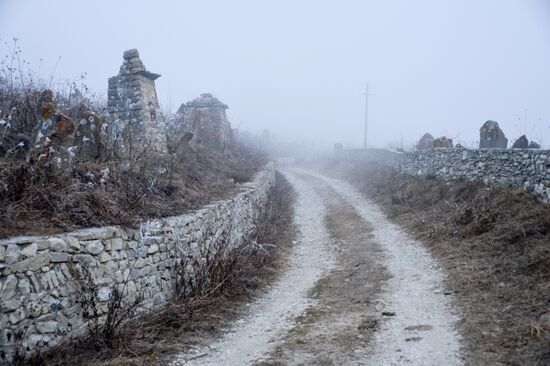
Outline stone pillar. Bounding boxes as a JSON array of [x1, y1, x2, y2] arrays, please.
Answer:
[[107, 49, 166, 153]]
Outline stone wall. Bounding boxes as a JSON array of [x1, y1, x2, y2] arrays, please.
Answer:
[[400, 148, 550, 201], [0, 164, 275, 363], [333, 147, 402, 169], [333, 147, 550, 201]]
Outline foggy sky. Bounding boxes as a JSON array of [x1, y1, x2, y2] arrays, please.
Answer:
[[1, 0, 549, 149]]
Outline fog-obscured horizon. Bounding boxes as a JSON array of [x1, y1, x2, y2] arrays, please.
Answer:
[[1, 0, 549, 150]]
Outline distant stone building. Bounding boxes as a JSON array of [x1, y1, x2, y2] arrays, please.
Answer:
[[107, 49, 165, 151], [176, 93, 232, 150], [416, 133, 434, 150]]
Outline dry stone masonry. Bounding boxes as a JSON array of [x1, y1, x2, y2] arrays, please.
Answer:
[[176, 93, 232, 150], [400, 148, 550, 201], [0, 164, 275, 363], [107, 49, 165, 152]]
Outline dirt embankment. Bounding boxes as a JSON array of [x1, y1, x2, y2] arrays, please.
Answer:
[[323, 161, 550, 366], [37, 172, 296, 366], [0, 145, 266, 239]]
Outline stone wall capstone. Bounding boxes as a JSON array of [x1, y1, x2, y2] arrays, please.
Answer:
[[0, 163, 275, 363]]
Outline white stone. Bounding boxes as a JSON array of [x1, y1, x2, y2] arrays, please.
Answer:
[[48, 238, 67, 251], [36, 320, 58, 333], [5, 245, 21, 264], [98, 287, 112, 302], [147, 244, 159, 254], [85, 240, 104, 255], [21, 243, 38, 258]]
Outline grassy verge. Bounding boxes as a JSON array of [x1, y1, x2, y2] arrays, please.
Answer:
[[323, 161, 550, 366]]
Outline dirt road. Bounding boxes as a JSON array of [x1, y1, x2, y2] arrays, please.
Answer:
[[171, 168, 462, 365]]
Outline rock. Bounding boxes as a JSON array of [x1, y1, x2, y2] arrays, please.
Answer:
[[1, 299, 22, 311], [48, 238, 67, 251], [85, 240, 104, 255], [36, 320, 58, 333], [529, 141, 541, 149], [416, 133, 434, 150], [48, 252, 70, 263], [98, 287, 112, 302], [0, 245, 5, 261], [512, 135, 529, 148], [5, 245, 21, 264], [433, 137, 453, 148], [75, 111, 103, 160], [480, 120, 507, 148], [62, 236, 80, 250], [5, 251, 50, 274], [21, 243, 38, 258], [147, 244, 159, 254], [34, 94, 75, 164], [17, 278, 31, 294], [107, 238, 124, 251], [98, 252, 112, 263], [8, 308, 26, 324], [73, 254, 97, 266], [123, 48, 140, 60]]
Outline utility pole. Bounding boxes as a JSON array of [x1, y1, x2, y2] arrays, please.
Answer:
[[363, 83, 373, 149]]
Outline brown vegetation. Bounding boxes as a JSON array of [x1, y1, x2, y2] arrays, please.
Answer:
[[36, 172, 295, 365], [324, 161, 550, 365], [0, 72, 266, 239]]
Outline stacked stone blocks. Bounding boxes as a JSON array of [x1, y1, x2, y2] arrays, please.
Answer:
[[0, 163, 275, 363]]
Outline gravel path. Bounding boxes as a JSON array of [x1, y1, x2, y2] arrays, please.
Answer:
[[170, 167, 462, 365], [298, 168, 462, 366], [170, 170, 335, 365]]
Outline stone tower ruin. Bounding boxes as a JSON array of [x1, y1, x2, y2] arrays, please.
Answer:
[[107, 49, 165, 151], [176, 93, 232, 150]]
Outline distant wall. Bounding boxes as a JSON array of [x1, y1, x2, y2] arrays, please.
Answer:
[[400, 148, 550, 201], [0, 163, 275, 363], [334, 147, 550, 201], [334, 148, 402, 169]]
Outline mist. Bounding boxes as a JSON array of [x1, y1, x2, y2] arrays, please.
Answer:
[[1, 0, 550, 149]]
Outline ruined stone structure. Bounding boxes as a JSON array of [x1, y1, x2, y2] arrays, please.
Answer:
[[480, 120, 508, 148], [416, 133, 434, 150], [34, 90, 76, 166], [176, 93, 232, 150], [107, 49, 165, 152], [432, 136, 453, 148], [0, 164, 275, 362]]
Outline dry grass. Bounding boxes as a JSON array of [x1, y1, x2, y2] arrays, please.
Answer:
[[37, 172, 295, 366], [0, 140, 267, 239], [324, 161, 550, 366]]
